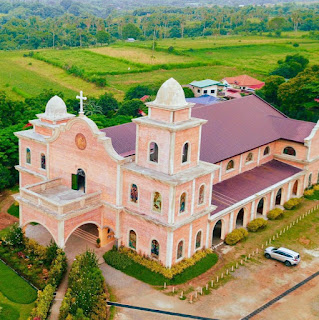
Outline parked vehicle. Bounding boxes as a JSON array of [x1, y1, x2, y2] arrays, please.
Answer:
[[264, 247, 300, 266]]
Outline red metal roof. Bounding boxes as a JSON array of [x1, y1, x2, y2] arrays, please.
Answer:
[[101, 95, 316, 163], [211, 160, 302, 214], [223, 75, 265, 89]]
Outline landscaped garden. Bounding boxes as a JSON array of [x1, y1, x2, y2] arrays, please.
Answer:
[[0, 224, 67, 320]]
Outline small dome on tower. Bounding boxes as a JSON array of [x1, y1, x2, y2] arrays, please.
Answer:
[[153, 78, 188, 108], [44, 96, 68, 119], [37, 95, 75, 122]]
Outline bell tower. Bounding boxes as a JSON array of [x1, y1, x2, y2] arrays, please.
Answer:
[[133, 78, 207, 175]]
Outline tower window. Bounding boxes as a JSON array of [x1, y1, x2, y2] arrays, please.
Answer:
[[26, 148, 31, 164], [41, 153, 46, 170], [226, 160, 234, 171], [263, 146, 270, 156], [182, 142, 189, 163], [149, 142, 158, 163]]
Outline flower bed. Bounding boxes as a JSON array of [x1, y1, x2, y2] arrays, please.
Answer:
[[0, 224, 67, 290], [103, 247, 218, 285]]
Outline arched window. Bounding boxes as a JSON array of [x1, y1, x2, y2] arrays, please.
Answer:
[[180, 192, 186, 213], [308, 173, 313, 188], [246, 152, 253, 163], [198, 185, 205, 205], [129, 230, 137, 250], [177, 240, 184, 259], [226, 160, 234, 171], [130, 184, 138, 203], [263, 146, 270, 156], [149, 142, 158, 163], [152, 192, 162, 213], [41, 153, 46, 169], [26, 148, 31, 164], [151, 240, 159, 259], [195, 231, 202, 249], [182, 142, 189, 163], [283, 146, 296, 156]]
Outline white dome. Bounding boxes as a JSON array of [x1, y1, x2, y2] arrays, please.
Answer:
[[153, 78, 188, 108], [44, 96, 68, 119]]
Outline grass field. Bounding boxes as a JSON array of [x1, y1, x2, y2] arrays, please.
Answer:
[[0, 261, 36, 320], [0, 32, 318, 101]]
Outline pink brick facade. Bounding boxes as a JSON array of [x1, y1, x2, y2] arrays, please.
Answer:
[[15, 79, 319, 268]]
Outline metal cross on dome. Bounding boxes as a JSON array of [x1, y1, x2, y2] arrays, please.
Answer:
[[76, 90, 87, 116]]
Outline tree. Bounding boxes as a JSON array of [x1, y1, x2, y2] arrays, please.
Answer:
[[124, 85, 155, 100], [183, 87, 194, 98], [268, 17, 286, 31], [97, 93, 119, 116], [271, 54, 309, 79], [118, 99, 146, 117], [95, 30, 110, 45], [0, 164, 12, 191], [260, 75, 285, 106], [277, 65, 319, 121], [122, 23, 141, 39]]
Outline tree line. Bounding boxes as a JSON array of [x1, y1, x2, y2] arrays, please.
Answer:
[[0, 2, 319, 50]]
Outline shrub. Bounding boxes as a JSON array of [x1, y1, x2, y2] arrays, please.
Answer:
[[247, 218, 268, 232], [313, 185, 319, 191], [304, 189, 314, 197], [29, 284, 55, 320], [4, 224, 24, 248], [267, 208, 284, 220], [47, 249, 67, 287], [59, 250, 108, 320], [225, 228, 247, 245], [283, 197, 302, 210]]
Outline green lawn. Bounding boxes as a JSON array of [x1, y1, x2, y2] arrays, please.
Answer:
[[7, 203, 19, 218], [104, 250, 218, 285], [0, 261, 36, 320]]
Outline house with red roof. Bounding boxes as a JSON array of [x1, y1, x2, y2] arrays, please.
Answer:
[[14, 78, 319, 268], [222, 74, 265, 90]]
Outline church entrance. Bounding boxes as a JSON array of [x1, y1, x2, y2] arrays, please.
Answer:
[[257, 198, 264, 215], [72, 168, 86, 192], [236, 208, 244, 227]]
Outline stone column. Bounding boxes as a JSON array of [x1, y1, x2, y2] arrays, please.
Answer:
[[57, 220, 65, 248]]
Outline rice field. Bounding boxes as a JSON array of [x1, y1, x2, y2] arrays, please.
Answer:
[[0, 32, 317, 101], [89, 46, 195, 65]]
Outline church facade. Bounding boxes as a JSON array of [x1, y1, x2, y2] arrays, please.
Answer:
[[15, 78, 319, 268]]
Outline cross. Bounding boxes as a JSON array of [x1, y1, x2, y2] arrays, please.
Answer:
[[76, 90, 87, 116]]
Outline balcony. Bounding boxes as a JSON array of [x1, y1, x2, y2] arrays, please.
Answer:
[[18, 178, 101, 216]]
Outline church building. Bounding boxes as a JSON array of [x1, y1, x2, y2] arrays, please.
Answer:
[[15, 78, 319, 268]]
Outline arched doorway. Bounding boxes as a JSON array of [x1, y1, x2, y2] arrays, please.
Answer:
[[212, 220, 222, 246], [257, 198, 264, 215], [292, 181, 298, 196], [65, 223, 115, 260], [23, 221, 55, 247], [236, 209, 244, 227], [275, 189, 282, 205]]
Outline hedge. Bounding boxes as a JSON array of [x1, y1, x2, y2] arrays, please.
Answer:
[[29, 284, 55, 320], [225, 228, 248, 245], [267, 208, 284, 220], [283, 198, 302, 210], [59, 250, 108, 320], [103, 247, 218, 285], [247, 218, 268, 232]]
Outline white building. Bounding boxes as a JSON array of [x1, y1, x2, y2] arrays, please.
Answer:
[[189, 79, 225, 97]]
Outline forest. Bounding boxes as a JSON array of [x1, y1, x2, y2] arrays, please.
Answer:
[[0, 1, 319, 50]]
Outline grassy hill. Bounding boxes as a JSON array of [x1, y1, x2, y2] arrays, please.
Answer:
[[0, 32, 318, 101]]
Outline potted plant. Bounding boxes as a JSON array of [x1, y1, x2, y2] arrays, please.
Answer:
[[96, 238, 101, 248]]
